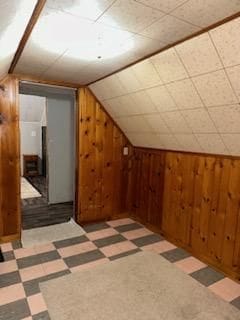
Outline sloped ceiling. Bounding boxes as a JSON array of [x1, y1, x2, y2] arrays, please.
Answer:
[[14, 0, 240, 84], [19, 94, 46, 122], [89, 17, 240, 156], [0, 0, 37, 80]]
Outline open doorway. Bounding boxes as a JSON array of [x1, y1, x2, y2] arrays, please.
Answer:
[[19, 82, 77, 230]]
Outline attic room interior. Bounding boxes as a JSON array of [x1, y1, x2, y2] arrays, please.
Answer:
[[0, 0, 240, 319]]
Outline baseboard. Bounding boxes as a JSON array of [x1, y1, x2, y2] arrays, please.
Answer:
[[0, 232, 20, 244]]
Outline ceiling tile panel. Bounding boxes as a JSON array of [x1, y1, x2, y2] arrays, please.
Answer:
[[156, 134, 180, 150], [130, 91, 158, 114], [0, 0, 37, 79], [47, 0, 115, 20], [226, 65, 240, 102], [151, 48, 188, 83], [102, 96, 135, 117], [182, 109, 217, 133], [175, 33, 222, 76], [195, 133, 228, 154], [171, 0, 240, 28], [127, 132, 163, 148], [115, 115, 152, 133], [15, 1, 239, 85], [135, 0, 189, 13], [86, 17, 240, 156], [175, 134, 202, 152], [141, 15, 200, 43], [98, 0, 164, 33], [117, 68, 142, 93], [192, 69, 238, 107], [144, 114, 170, 133], [166, 79, 204, 109], [146, 85, 177, 112], [210, 17, 240, 67], [161, 111, 192, 133], [208, 105, 240, 133], [132, 60, 163, 88], [101, 75, 127, 99], [221, 134, 240, 156]]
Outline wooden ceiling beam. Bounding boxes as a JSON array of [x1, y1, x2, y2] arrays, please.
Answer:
[[87, 11, 240, 86], [8, 0, 47, 74]]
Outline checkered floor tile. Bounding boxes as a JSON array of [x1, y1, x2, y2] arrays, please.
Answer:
[[0, 218, 240, 319]]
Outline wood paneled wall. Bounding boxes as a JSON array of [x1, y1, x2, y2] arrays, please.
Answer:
[[76, 88, 133, 223], [0, 76, 20, 243], [131, 148, 240, 280]]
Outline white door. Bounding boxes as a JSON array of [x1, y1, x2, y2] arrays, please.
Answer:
[[47, 95, 75, 204]]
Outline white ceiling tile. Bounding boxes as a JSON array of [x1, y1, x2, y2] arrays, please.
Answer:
[[98, 0, 164, 33], [101, 100, 119, 118], [102, 75, 127, 99], [47, 0, 115, 21], [0, 0, 37, 76], [15, 40, 66, 75], [166, 79, 203, 109], [117, 68, 142, 93], [113, 92, 158, 117], [175, 134, 202, 152], [129, 34, 166, 58], [195, 133, 228, 154], [144, 114, 170, 133], [132, 59, 162, 88], [175, 33, 222, 77], [141, 15, 200, 43], [208, 105, 240, 133], [182, 108, 217, 133], [15, 61, 47, 78], [151, 48, 188, 83], [105, 95, 137, 117], [221, 134, 240, 156], [171, 0, 240, 28], [210, 17, 240, 67], [127, 132, 162, 148], [130, 91, 158, 114], [146, 85, 177, 112], [192, 69, 238, 107], [226, 65, 240, 102], [89, 82, 108, 101], [43, 52, 88, 74], [161, 111, 192, 133], [135, 0, 189, 13], [116, 115, 152, 132], [156, 133, 180, 150]]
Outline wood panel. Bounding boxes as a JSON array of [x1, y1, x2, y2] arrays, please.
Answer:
[[131, 148, 240, 280], [0, 76, 20, 243], [76, 88, 133, 223]]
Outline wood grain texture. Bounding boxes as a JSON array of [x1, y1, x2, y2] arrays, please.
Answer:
[[131, 148, 240, 280], [76, 88, 133, 223], [0, 76, 20, 242]]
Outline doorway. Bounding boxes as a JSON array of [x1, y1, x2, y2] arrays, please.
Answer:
[[19, 82, 77, 230]]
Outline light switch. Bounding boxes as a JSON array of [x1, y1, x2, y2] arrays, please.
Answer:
[[123, 147, 129, 155], [31, 131, 36, 137]]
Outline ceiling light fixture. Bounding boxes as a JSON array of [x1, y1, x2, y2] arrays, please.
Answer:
[[32, 7, 134, 61]]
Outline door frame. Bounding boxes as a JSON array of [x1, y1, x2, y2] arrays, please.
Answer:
[[18, 81, 80, 230]]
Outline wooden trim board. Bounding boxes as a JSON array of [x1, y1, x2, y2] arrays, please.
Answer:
[[8, 0, 47, 74]]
